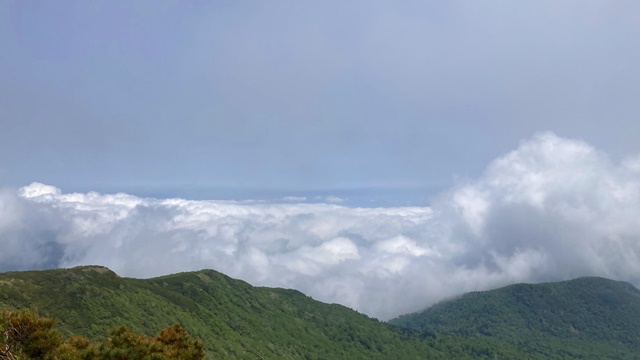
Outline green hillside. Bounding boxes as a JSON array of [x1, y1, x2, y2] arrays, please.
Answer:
[[0, 266, 441, 359], [3, 267, 640, 359], [390, 277, 640, 359]]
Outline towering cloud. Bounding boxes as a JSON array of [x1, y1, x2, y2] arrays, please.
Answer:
[[2, 133, 640, 319]]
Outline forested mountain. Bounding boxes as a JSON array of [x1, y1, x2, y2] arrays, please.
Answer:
[[2, 267, 640, 359], [0, 266, 438, 359], [390, 277, 640, 359]]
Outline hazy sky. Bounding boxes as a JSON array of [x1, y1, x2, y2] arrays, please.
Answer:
[[2, 1, 640, 196], [3, 2, 640, 319]]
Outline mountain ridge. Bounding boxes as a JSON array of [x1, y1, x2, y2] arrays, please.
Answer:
[[390, 275, 640, 359], [3, 266, 640, 359], [0, 265, 439, 359]]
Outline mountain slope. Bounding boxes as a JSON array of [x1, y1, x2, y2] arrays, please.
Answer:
[[4, 267, 640, 359], [0, 266, 439, 359], [390, 277, 640, 359]]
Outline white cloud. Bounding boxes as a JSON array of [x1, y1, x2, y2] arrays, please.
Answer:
[[3, 133, 640, 320], [303, 237, 361, 265], [374, 235, 435, 257], [324, 196, 344, 203], [18, 182, 61, 198]]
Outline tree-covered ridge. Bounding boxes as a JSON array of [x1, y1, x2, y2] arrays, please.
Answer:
[[3, 267, 640, 359], [390, 277, 640, 359], [0, 266, 440, 359]]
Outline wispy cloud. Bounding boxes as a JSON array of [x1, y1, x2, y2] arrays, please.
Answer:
[[3, 133, 640, 319], [324, 196, 344, 204]]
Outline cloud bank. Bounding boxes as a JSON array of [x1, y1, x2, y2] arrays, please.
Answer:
[[3, 133, 640, 319]]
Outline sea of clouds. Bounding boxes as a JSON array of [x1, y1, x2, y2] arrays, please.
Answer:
[[2, 132, 640, 320]]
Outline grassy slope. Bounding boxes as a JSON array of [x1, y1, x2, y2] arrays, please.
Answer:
[[0, 266, 441, 360], [390, 277, 640, 359]]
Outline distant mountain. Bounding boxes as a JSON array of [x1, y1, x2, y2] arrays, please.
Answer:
[[390, 277, 640, 359]]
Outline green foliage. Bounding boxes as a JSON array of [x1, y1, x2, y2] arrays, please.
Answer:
[[390, 277, 640, 359], [94, 324, 204, 360], [1, 308, 62, 359], [4, 267, 640, 359], [0, 266, 438, 359], [0, 308, 204, 360]]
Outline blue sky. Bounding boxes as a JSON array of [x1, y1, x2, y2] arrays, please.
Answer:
[[2, 1, 640, 201]]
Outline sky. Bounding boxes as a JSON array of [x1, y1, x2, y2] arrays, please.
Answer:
[[2, 1, 640, 319]]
